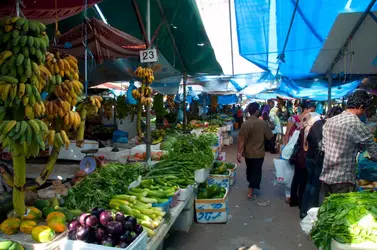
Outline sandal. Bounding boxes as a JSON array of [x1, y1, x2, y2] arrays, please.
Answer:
[[247, 188, 255, 199]]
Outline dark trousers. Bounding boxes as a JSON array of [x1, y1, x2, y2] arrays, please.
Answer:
[[245, 158, 264, 189], [270, 134, 277, 153], [290, 166, 308, 207], [321, 182, 355, 198], [300, 157, 322, 217]]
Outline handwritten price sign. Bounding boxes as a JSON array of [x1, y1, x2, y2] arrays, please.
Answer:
[[207, 177, 230, 189], [197, 212, 223, 221]]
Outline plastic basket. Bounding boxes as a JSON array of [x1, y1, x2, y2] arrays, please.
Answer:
[[152, 196, 173, 213]]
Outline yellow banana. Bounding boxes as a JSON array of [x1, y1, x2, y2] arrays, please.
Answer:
[[60, 130, 70, 149], [48, 130, 55, 146]]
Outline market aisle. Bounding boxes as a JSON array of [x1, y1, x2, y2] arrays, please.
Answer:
[[164, 135, 317, 250]]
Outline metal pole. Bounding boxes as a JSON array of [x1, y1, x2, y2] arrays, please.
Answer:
[[84, 0, 88, 96], [183, 74, 187, 133], [228, 0, 234, 76], [145, 0, 151, 162], [327, 73, 332, 112], [16, 0, 20, 17]]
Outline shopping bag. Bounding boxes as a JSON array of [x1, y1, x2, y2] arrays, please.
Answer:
[[358, 151, 377, 181], [281, 130, 300, 160], [273, 158, 294, 189]]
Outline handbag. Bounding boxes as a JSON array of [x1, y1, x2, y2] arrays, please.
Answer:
[[273, 158, 295, 189], [281, 130, 300, 160]]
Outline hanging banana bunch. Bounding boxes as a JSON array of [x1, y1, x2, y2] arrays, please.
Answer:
[[133, 66, 154, 107]]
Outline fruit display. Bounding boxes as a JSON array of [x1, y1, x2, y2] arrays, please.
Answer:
[[211, 161, 235, 175], [203, 125, 219, 133], [151, 129, 165, 144], [127, 151, 166, 162], [133, 66, 155, 137], [0, 240, 24, 250], [197, 183, 226, 199], [67, 209, 144, 247], [115, 95, 137, 121], [0, 16, 102, 219]]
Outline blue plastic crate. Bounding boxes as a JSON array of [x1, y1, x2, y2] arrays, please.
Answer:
[[112, 130, 129, 143], [152, 196, 173, 213]]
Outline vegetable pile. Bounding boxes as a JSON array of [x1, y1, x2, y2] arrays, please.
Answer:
[[65, 163, 145, 212], [211, 161, 235, 175], [67, 209, 144, 248], [197, 183, 226, 199], [311, 192, 377, 250]]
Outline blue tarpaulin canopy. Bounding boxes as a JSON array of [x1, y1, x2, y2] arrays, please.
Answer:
[[234, 0, 377, 80]]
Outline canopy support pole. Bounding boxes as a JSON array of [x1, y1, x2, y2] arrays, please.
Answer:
[[276, 0, 300, 76], [155, 0, 186, 72], [145, 0, 152, 162], [327, 73, 332, 112], [228, 0, 234, 76], [132, 0, 150, 48], [84, 0, 88, 96], [183, 74, 187, 133], [326, 0, 377, 74], [150, 20, 163, 46]]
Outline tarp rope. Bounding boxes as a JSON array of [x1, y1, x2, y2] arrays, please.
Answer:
[[276, 0, 300, 76]]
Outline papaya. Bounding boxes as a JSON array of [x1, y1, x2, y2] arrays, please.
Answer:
[[42, 207, 55, 219], [47, 217, 66, 233], [20, 220, 38, 234], [31, 225, 55, 243], [33, 200, 50, 211], [22, 207, 42, 221], [46, 211, 66, 222], [0, 217, 21, 235]]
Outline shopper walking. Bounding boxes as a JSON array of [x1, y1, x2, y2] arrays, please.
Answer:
[[289, 112, 320, 210], [237, 102, 273, 199], [269, 106, 282, 154], [283, 102, 315, 203], [320, 90, 377, 197], [237, 105, 243, 127], [300, 107, 343, 218]]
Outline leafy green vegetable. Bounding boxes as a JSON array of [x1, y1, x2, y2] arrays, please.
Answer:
[[311, 192, 377, 250], [65, 163, 145, 211]]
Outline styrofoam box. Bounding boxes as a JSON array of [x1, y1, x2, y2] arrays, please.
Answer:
[[195, 168, 210, 183], [53, 140, 99, 161], [95, 147, 130, 161], [195, 189, 229, 224], [229, 164, 237, 186], [217, 152, 226, 161], [331, 239, 377, 250], [60, 230, 147, 250], [223, 138, 231, 146], [178, 185, 194, 201], [207, 173, 231, 190]]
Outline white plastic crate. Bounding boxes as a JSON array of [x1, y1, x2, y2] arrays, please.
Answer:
[[60, 230, 147, 250], [172, 205, 194, 232], [195, 168, 210, 183], [195, 189, 229, 224]]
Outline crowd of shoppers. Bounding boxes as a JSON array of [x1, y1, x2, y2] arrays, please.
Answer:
[[237, 89, 377, 219]]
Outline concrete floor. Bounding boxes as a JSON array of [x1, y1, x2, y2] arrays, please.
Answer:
[[164, 136, 317, 250]]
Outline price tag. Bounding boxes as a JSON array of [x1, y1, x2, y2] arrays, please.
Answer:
[[139, 49, 158, 63]]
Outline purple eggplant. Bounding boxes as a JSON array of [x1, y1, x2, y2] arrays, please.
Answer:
[[68, 229, 77, 240], [95, 228, 107, 242], [125, 216, 136, 229], [79, 213, 91, 226], [130, 231, 137, 242], [68, 219, 81, 231], [107, 221, 124, 235], [119, 231, 132, 243], [85, 215, 99, 228], [92, 207, 106, 218], [99, 210, 114, 227], [134, 224, 143, 235], [116, 242, 129, 248], [123, 221, 133, 231], [76, 226, 90, 242], [87, 228, 96, 243], [115, 212, 125, 224]]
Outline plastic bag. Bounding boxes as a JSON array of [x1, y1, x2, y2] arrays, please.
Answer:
[[358, 151, 377, 181], [281, 130, 300, 160], [273, 158, 294, 189]]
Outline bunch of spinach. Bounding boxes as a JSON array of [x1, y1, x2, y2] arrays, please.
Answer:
[[311, 192, 377, 250], [65, 163, 145, 211]]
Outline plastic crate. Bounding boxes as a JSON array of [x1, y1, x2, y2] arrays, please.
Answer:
[[60, 230, 147, 250], [177, 185, 194, 201]]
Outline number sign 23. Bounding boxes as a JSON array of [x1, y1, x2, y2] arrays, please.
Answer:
[[139, 49, 158, 63]]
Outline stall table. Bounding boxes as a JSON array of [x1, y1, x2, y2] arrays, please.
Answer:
[[146, 195, 192, 250]]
